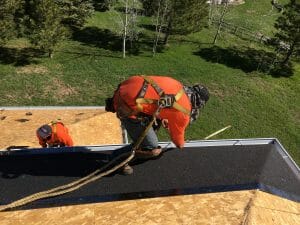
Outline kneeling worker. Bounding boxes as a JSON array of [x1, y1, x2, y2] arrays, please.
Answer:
[[37, 121, 74, 148], [105, 75, 209, 174]]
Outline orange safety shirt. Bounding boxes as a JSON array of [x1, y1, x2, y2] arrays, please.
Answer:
[[113, 75, 191, 148], [37, 122, 74, 147]]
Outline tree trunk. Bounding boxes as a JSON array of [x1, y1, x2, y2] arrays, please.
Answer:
[[281, 41, 295, 65], [153, 0, 169, 56], [153, 0, 162, 56], [208, 0, 216, 27], [48, 50, 53, 58], [213, 2, 228, 45], [163, 19, 171, 45], [123, 0, 129, 58]]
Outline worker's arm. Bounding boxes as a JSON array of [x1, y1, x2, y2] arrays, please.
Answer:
[[56, 124, 74, 147], [166, 113, 189, 149], [37, 134, 47, 148], [60, 131, 74, 147]]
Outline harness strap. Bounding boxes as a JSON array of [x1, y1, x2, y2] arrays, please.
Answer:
[[136, 79, 150, 112], [135, 76, 191, 115], [141, 75, 164, 96], [172, 102, 190, 115]]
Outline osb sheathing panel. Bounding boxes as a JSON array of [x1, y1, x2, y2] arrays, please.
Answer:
[[0, 190, 299, 225], [0, 109, 123, 149], [245, 191, 300, 225]]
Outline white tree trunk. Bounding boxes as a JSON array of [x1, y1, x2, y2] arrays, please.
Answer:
[[153, 0, 162, 56], [123, 0, 129, 58], [213, 1, 228, 44], [153, 0, 170, 55]]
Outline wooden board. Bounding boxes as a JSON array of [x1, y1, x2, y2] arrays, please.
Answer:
[[245, 191, 300, 225], [0, 190, 299, 225], [0, 109, 123, 149]]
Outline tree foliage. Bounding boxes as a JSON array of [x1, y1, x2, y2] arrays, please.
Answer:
[[268, 0, 300, 76], [92, 0, 115, 11], [27, 0, 69, 57], [142, 0, 208, 44], [54, 0, 94, 30], [0, 0, 24, 45], [272, 0, 300, 64], [0, 0, 95, 56], [169, 0, 208, 35]]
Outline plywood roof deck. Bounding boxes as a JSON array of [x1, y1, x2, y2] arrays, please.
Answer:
[[0, 190, 299, 225], [0, 108, 123, 149]]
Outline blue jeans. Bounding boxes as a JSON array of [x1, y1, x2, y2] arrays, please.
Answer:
[[121, 117, 158, 151]]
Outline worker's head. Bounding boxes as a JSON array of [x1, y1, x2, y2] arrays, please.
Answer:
[[184, 84, 209, 123], [37, 124, 52, 140], [191, 84, 209, 108]]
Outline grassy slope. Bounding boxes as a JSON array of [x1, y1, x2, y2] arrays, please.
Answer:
[[0, 1, 299, 164], [224, 0, 289, 35]]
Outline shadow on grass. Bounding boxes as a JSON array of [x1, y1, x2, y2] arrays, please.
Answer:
[[72, 26, 123, 52], [194, 46, 294, 77], [72, 26, 158, 56], [0, 47, 43, 66], [114, 6, 144, 15], [140, 24, 158, 32]]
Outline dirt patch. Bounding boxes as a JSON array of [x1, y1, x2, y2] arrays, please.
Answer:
[[50, 78, 78, 100], [16, 65, 48, 74], [208, 83, 228, 100], [0, 108, 123, 150]]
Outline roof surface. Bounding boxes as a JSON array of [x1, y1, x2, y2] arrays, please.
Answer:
[[0, 107, 299, 224]]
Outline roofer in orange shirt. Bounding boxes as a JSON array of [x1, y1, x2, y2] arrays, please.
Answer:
[[105, 75, 209, 174], [36, 121, 74, 148]]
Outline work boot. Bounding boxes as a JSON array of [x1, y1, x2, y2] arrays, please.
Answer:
[[120, 164, 133, 175], [135, 147, 162, 159]]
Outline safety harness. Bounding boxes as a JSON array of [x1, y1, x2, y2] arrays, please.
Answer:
[[135, 75, 191, 116]]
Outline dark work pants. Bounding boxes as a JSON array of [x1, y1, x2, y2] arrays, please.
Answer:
[[120, 117, 158, 151]]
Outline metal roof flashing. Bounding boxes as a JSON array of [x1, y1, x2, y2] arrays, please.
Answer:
[[0, 138, 299, 210]]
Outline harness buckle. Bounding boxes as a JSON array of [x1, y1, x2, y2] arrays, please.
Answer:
[[158, 94, 175, 108]]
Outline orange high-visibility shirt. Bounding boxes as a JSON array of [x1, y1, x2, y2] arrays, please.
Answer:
[[113, 75, 191, 148], [37, 122, 74, 147]]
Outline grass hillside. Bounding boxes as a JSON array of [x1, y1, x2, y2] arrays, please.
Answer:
[[0, 1, 299, 164]]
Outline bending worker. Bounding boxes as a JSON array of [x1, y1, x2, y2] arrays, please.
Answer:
[[36, 121, 74, 148], [105, 75, 209, 161]]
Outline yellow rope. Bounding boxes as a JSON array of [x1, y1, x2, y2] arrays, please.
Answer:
[[0, 152, 134, 212], [0, 105, 162, 212]]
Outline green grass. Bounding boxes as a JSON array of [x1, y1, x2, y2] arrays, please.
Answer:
[[213, 0, 289, 36], [0, 1, 299, 165]]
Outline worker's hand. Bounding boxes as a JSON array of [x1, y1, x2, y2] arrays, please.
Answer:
[[161, 119, 169, 129], [177, 145, 184, 150]]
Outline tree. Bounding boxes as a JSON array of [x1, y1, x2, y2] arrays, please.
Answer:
[[92, 0, 115, 11], [0, 0, 24, 46], [212, 0, 229, 45], [54, 0, 94, 30], [28, 0, 69, 58], [111, 0, 141, 58], [168, 0, 208, 35], [152, 0, 170, 56], [272, 0, 300, 65], [142, 0, 208, 45]]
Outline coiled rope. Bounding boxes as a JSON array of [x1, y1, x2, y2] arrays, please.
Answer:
[[0, 106, 162, 212]]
